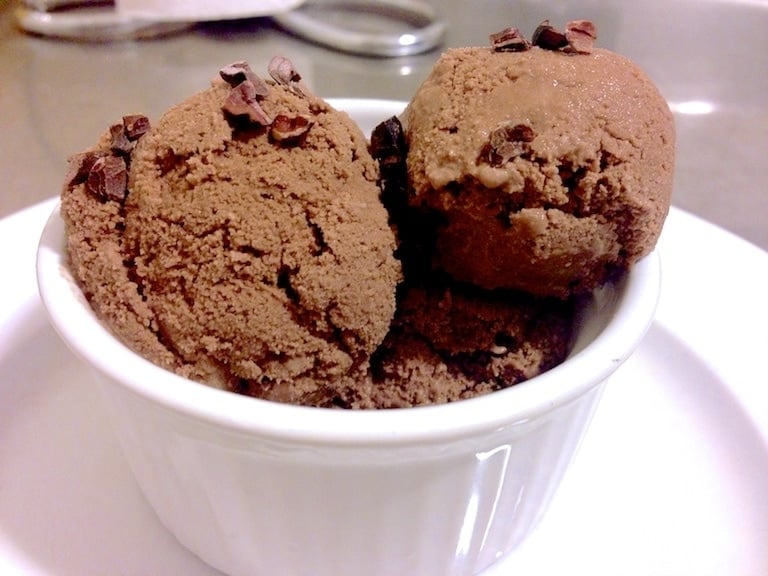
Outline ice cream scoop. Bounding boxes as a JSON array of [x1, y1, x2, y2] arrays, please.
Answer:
[[61, 60, 401, 396], [399, 24, 675, 297]]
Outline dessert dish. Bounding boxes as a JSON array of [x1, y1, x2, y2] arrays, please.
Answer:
[[39, 22, 668, 576]]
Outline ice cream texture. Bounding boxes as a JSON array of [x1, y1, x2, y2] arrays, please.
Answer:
[[61, 59, 401, 396], [400, 31, 675, 297], [60, 20, 673, 408]]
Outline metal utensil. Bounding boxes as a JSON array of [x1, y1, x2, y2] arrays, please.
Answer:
[[273, 0, 445, 57], [14, 0, 446, 56]]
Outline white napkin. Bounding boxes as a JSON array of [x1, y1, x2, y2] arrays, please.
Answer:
[[115, 0, 305, 22]]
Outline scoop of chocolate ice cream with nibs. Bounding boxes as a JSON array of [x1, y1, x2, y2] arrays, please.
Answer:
[[61, 58, 401, 394], [391, 20, 674, 298]]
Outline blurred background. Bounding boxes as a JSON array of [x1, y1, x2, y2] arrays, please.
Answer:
[[1, 0, 766, 250]]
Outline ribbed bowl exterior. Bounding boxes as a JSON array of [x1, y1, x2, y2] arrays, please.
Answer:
[[100, 375, 605, 576]]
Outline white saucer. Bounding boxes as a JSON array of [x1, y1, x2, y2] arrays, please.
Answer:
[[1, 198, 766, 575]]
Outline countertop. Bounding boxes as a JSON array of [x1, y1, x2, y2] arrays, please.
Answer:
[[1, 0, 766, 251]]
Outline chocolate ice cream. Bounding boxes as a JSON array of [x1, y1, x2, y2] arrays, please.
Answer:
[[399, 23, 675, 298], [60, 19, 672, 409], [357, 281, 575, 408], [61, 59, 401, 395]]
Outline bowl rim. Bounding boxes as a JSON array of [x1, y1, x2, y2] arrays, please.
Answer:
[[37, 200, 661, 447]]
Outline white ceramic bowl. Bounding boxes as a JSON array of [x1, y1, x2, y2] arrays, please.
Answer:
[[36, 101, 661, 576]]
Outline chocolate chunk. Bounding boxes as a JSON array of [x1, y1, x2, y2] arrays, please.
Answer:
[[269, 113, 313, 144], [219, 61, 248, 85], [482, 121, 536, 166], [219, 61, 270, 96], [532, 20, 568, 50], [86, 155, 128, 202], [123, 114, 151, 140], [64, 150, 107, 188], [157, 146, 178, 175], [370, 116, 409, 217], [220, 61, 274, 127], [267, 56, 306, 96], [109, 123, 134, 156], [491, 122, 535, 146], [490, 27, 530, 52], [222, 80, 272, 126], [370, 116, 407, 170], [268, 56, 301, 85], [371, 116, 409, 201], [564, 20, 597, 54], [370, 116, 437, 282]]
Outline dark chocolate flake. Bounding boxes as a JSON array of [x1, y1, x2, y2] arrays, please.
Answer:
[[532, 20, 568, 50], [220, 61, 270, 96], [370, 116, 409, 217], [268, 56, 301, 85], [86, 155, 128, 202], [64, 150, 107, 188], [122, 114, 151, 140], [491, 122, 535, 146], [564, 20, 597, 54], [490, 27, 530, 52], [222, 80, 272, 125], [267, 56, 306, 97], [219, 61, 248, 85], [269, 113, 313, 144], [482, 121, 536, 166], [370, 116, 407, 169], [109, 123, 134, 156]]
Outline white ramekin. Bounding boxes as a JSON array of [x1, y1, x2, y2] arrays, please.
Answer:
[[37, 197, 660, 576]]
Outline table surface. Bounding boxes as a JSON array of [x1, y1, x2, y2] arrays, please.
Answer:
[[1, 0, 766, 251]]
